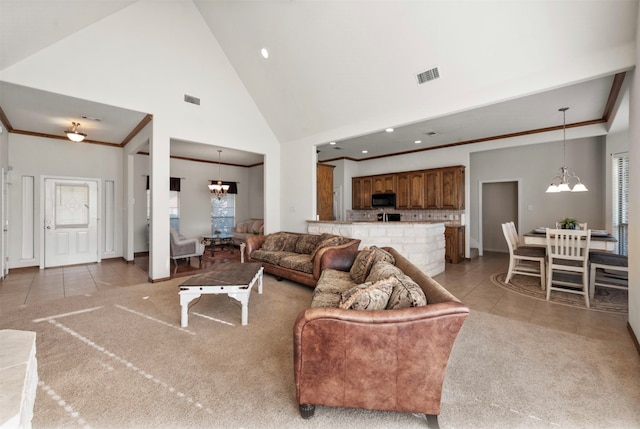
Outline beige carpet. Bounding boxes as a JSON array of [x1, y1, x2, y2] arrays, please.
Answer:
[[2, 274, 639, 428], [491, 272, 628, 313]]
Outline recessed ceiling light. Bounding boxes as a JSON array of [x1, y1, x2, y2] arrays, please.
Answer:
[[329, 141, 336, 145], [385, 128, 394, 133], [414, 140, 422, 144], [362, 150, 368, 154], [261, 48, 269, 59]]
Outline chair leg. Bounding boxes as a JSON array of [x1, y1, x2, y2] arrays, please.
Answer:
[[589, 264, 596, 299], [583, 274, 590, 308], [506, 256, 515, 283], [539, 259, 545, 290]]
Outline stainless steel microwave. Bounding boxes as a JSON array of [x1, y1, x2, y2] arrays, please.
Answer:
[[371, 193, 396, 208]]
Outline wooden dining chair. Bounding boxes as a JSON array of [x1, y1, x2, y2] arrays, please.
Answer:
[[588, 251, 628, 299], [502, 222, 546, 290], [545, 228, 591, 307]]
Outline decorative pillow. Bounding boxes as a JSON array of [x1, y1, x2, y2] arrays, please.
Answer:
[[295, 234, 322, 254], [370, 246, 395, 266], [236, 223, 247, 233], [349, 248, 376, 284], [282, 234, 299, 252], [366, 261, 403, 284], [310, 235, 350, 261], [385, 273, 428, 309], [338, 277, 395, 310], [261, 232, 295, 251], [251, 220, 263, 232]]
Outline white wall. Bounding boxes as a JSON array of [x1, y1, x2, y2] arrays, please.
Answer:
[[1, 1, 280, 279], [0, 123, 9, 278], [8, 134, 124, 268], [627, 6, 640, 347]]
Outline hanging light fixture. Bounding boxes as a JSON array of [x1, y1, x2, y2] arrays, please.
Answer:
[[545, 107, 588, 193], [65, 122, 87, 142], [208, 149, 230, 200]]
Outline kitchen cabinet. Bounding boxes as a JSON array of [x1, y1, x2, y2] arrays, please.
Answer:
[[445, 225, 465, 264], [372, 174, 396, 194], [352, 176, 373, 210], [425, 166, 465, 210], [396, 171, 425, 209], [352, 165, 464, 210], [317, 164, 335, 221]]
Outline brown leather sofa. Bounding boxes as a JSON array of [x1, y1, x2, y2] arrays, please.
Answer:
[[245, 232, 361, 287], [293, 247, 469, 426]]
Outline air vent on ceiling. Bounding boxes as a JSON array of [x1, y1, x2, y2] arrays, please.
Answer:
[[424, 130, 439, 136], [81, 115, 102, 122], [184, 94, 201, 105], [416, 67, 440, 85]]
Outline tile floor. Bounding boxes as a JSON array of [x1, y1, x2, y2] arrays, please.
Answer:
[[0, 252, 632, 346]]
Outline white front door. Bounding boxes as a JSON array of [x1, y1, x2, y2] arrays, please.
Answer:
[[44, 178, 99, 267]]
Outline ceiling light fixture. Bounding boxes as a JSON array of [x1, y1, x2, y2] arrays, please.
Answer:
[[261, 48, 269, 59], [208, 149, 230, 200], [414, 140, 422, 144], [385, 128, 394, 133], [65, 122, 87, 142], [329, 141, 336, 145], [545, 107, 588, 193]]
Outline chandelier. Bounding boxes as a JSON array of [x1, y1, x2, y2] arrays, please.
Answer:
[[65, 122, 87, 142], [208, 149, 229, 200], [545, 107, 588, 193]]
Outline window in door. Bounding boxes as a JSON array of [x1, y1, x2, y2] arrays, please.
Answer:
[[612, 153, 628, 256], [211, 194, 235, 235]]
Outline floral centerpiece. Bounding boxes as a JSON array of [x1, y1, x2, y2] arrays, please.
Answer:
[[559, 217, 578, 229]]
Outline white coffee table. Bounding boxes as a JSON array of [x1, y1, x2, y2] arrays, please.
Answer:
[[179, 262, 263, 327]]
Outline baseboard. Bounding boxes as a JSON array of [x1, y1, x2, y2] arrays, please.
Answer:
[[628, 322, 640, 357]]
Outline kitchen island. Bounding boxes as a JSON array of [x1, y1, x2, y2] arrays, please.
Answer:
[[307, 220, 447, 277]]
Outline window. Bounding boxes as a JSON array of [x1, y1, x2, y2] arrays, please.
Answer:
[[147, 190, 180, 232], [212, 194, 235, 235], [612, 153, 628, 256]]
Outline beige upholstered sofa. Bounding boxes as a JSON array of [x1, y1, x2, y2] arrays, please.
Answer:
[[245, 232, 361, 287], [293, 246, 469, 426], [232, 219, 264, 242]]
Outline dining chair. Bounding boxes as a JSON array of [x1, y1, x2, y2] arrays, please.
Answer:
[[588, 251, 628, 299], [502, 222, 546, 290], [545, 228, 591, 307]]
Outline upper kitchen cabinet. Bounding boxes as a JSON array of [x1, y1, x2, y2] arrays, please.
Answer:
[[352, 176, 373, 210], [372, 175, 396, 194], [425, 166, 465, 210], [396, 171, 425, 209]]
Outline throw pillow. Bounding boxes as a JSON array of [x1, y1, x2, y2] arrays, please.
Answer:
[[349, 247, 376, 284], [295, 234, 322, 254], [370, 246, 395, 266], [385, 273, 428, 309], [261, 232, 291, 251], [338, 277, 395, 310], [236, 223, 247, 233], [366, 261, 403, 284], [310, 235, 349, 261]]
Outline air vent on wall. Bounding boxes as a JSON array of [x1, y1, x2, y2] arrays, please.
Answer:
[[184, 94, 201, 105], [416, 67, 440, 85]]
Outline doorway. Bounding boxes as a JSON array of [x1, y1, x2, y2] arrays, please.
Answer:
[[480, 181, 518, 253], [43, 177, 99, 267]]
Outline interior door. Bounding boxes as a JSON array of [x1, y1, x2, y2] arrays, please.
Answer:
[[44, 178, 98, 267], [1, 168, 8, 278]]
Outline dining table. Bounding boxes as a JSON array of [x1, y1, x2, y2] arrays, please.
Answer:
[[523, 228, 617, 252]]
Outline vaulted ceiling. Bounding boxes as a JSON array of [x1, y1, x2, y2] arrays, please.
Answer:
[[0, 1, 637, 165]]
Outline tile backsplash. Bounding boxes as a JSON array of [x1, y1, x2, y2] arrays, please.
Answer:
[[347, 209, 465, 224]]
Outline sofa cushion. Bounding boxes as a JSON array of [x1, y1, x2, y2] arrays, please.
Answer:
[[295, 234, 322, 254], [251, 220, 263, 234], [339, 277, 394, 310], [365, 261, 404, 284], [278, 253, 313, 274], [261, 232, 298, 252], [310, 235, 351, 261], [250, 249, 287, 266], [385, 272, 428, 309], [310, 269, 355, 308]]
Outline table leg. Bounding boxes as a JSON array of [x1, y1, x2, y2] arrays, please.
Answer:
[[257, 267, 263, 294], [240, 243, 246, 263], [228, 291, 250, 326], [179, 290, 202, 327]]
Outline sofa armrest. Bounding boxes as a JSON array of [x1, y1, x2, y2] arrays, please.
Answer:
[[293, 301, 469, 414], [245, 234, 267, 261], [312, 239, 361, 281]]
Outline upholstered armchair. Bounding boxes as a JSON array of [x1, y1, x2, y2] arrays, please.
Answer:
[[169, 229, 205, 265]]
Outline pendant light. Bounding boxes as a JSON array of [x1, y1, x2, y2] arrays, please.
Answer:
[[545, 107, 588, 193], [208, 150, 230, 200]]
